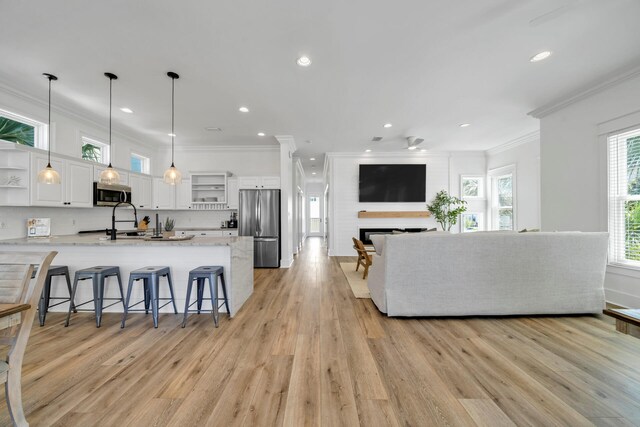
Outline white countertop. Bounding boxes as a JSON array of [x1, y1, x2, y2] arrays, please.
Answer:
[[0, 233, 250, 247], [175, 227, 238, 231]]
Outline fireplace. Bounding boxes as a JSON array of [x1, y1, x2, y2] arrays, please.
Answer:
[[359, 227, 430, 245]]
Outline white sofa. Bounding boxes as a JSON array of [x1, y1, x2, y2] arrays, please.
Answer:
[[368, 231, 608, 317]]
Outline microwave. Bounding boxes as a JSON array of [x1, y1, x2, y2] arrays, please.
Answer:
[[93, 182, 132, 206]]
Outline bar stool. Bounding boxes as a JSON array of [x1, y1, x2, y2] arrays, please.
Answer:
[[31, 265, 77, 326], [121, 266, 178, 328], [65, 266, 124, 328], [182, 266, 230, 328]]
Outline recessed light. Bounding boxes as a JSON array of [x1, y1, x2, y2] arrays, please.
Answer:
[[459, 123, 471, 128], [297, 56, 312, 67], [312, 172, 317, 175], [365, 149, 372, 153], [238, 106, 249, 113], [310, 157, 316, 161], [383, 123, 392, 128], [168, 133, 176, 137], [257, 132, 265, 136], [420, 149, 427, 152], [408, 146, 417, 150], [120, 107, 133, 113], [530, 51, 552, 62], [205, 127, 222, 131]]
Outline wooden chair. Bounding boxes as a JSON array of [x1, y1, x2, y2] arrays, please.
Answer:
[[0, 251, 57, 426], [352, 238, 374, 279]]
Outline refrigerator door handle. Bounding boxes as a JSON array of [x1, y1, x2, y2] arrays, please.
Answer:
[[257, 190, 262, 236]]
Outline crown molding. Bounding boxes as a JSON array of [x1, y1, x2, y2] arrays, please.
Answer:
[[274, 135, 297, 154], [325, 151, 452, 159], [528, 61, 640, 119], [486, 130, 540, 155], [0, 79, 158, 150], [176, 145, 279, 152]]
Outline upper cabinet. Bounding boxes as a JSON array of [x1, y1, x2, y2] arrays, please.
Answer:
[[226, 177, 238, 209], [237, 176, 280, 189], [0, 143, 30, 206], [152, 177, 175, 210], [129, 174, 153, 209], [175, 178, 192, 210], [30, 153, 93, 208]]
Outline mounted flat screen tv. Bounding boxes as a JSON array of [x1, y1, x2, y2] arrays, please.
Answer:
[[359, 164, 426, 202]]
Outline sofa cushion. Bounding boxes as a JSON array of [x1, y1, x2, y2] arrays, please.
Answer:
[[370, 234, 385, 255]]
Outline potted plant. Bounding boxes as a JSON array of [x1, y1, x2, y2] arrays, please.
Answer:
[[426, 190, 467, 231], [163, 217, 175, 238]]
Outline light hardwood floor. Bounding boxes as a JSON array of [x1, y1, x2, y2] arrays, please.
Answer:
[[2, 237, 640, 426]]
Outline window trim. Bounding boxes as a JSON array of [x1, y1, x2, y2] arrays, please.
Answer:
[[80, 135, 110, 165], [0, 108, 47, 149], [130, 151, 151, 175], [488, 164, 516, 231]]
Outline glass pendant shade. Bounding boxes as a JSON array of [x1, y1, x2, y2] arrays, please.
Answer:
[[100, 164, 120, 185], [163, 163, 182, 185], [38, 73, 61, 184], [37, 163, 61, 184]]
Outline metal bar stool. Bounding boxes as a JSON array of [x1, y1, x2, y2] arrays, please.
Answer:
[[31, 265, 77, 326], [65, 266, 125, 328], [182, 266, 229, 328], [121, 266, 178, 328]]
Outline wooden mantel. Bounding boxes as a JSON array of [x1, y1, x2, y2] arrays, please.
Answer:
[[357, 211, 431, 219]]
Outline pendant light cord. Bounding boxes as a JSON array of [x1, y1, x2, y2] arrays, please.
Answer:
[[171, 75, 175, 166], [47, 76, 52, 165], [108, 76, 113, 167]]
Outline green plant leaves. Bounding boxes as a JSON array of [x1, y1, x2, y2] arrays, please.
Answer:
[[0, 116, 35, 146]]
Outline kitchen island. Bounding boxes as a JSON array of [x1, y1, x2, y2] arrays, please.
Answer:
[[0, 234, 253, 317]]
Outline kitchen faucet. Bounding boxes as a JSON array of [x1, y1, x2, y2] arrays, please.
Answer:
[[111, 201, 138, 240]]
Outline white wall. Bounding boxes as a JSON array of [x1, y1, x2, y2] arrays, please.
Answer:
[[326, 152, 487, 256], [538, 71, 640, 307], [486, 136, 541, 231], [170, 146, 280, 177], [0, 85, 158, 174]]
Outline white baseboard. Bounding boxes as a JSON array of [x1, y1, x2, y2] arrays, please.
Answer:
[[605, 288, 640, 308], [280, 257, 294, 268]]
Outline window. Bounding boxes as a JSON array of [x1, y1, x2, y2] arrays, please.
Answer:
[[309, 196, 321, 233], [608, 127, 640, 266], [489, 166, 516, 231], [81, 136, 109, 164], [461, 176, 485, 198], [0, 109, 47, 148], [130, 153, 150, 174]]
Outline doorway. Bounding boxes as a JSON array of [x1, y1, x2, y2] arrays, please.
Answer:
[[308, 195, 323, 237]]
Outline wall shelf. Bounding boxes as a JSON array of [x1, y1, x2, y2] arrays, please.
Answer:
[[357, 211, 431, 218]]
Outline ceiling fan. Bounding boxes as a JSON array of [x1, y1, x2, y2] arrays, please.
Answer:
[[369, 135, 426, 151]]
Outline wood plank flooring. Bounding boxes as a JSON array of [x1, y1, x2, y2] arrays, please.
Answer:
[[2, 237, 640, 426]]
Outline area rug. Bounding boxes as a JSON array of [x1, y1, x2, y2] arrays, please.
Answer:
[[339, 262, 371, 298]]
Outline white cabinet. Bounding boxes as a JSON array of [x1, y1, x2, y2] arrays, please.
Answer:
[[237, 176, 280, 189], [175, 179, 192, 210], [0, 144, 31, 206], [93, 165, 129, 185], [30, 153, 93, 208], [152, 178, 175, 210], [130, 174, 153, 209], [226, 178, 238, 209], [222, 229, 238, 236]]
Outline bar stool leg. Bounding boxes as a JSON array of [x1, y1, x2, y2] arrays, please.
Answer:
[[196, 278, 204, 314], [64, 268, 77, 313], [150, 274, 160, 328], [166, 271, 178, 314], [143, 279, 150, 314], [121, 275, 136, 328], [38, 274, 52, 327], [209, 275, 219, 328], [65, 273, 81, 327], [220, 272, 230, 315], [182, 276, 194, 328], [94, 275, 104, 328], [116, 270, 126, 310]]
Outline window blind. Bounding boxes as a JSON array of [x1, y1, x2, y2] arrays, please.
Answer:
[[608, 128, 640, 265]]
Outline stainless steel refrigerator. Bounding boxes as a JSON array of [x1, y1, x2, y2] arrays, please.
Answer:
[[239, 189, 281, 268]]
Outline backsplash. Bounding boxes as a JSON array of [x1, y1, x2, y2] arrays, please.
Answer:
[[0, 206, 237, 240]]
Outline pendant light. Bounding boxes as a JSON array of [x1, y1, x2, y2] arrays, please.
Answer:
[[163, 71, 182, 185], [37, 73, 61, 184], [99, 72, 121, 185]]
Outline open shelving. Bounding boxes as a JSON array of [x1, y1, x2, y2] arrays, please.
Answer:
[[0, 143, 30, 206]]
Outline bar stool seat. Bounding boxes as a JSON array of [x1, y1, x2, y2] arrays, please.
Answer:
[[65, 266, 124, 328], [182, 266, 230, 328], [121, 266, 178, 328], [31, 265, 77, 326]]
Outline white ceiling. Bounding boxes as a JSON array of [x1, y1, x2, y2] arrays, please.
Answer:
[[1, 0, 640, 173]]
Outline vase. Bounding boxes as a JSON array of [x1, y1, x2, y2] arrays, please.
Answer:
[[163, 230, 175, 238]]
